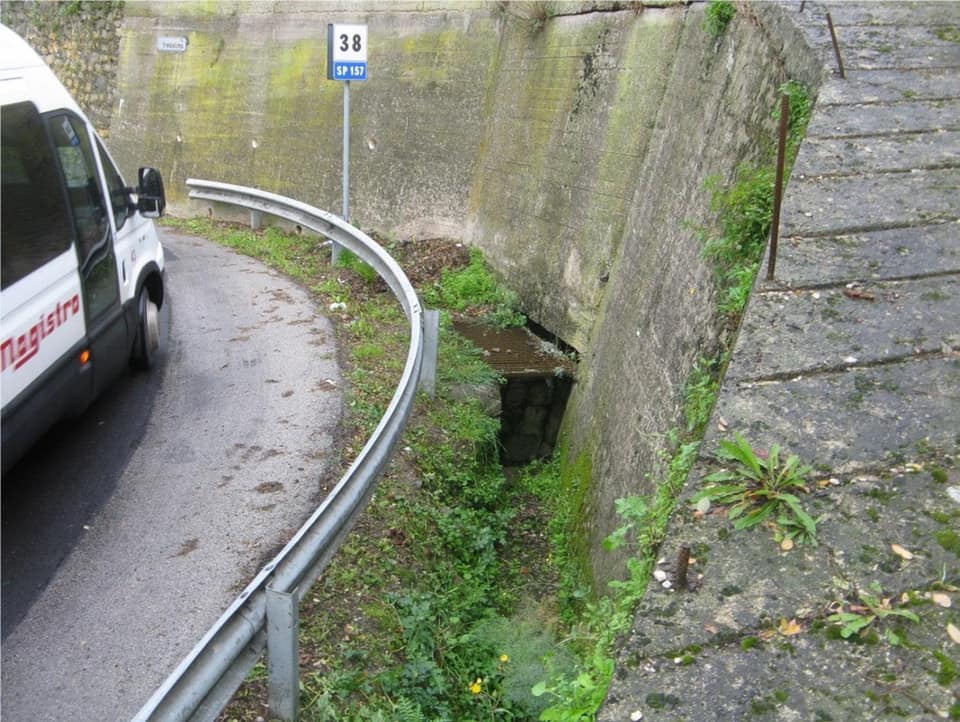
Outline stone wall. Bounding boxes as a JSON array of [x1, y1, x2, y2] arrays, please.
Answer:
[[1, 1, 123, 136]]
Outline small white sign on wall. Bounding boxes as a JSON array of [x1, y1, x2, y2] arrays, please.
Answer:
[[157, 36, 188, 53]]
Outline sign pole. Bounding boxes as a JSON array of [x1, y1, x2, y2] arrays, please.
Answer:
[[335, 79, 350, 264], [328, 23, 367, 264]]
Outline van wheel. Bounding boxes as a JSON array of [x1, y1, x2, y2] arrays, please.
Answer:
[[132, 287, 160, 370]]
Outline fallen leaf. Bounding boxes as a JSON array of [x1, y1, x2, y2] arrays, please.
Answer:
[[718, 416, 729, 432], [779, 618, 803, 636], [948, 623, 960, 644], [930, 592, 952, 608], [704, 623, 719, 634], [843, 288, 876, 301], [891, 543, 914, 560], [780, 538, 795, 551], [759, 628, 777, 641]]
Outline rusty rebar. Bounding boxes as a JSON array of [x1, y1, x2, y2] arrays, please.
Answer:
[[675, 544, 691, 591], [826, 12, 845, 78], [767, 92, 790, 282]]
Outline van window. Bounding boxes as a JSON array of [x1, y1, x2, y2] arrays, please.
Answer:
[[0, 102, 73, 290], [47, 112, 109, 265], [96, 137, 130, 231]]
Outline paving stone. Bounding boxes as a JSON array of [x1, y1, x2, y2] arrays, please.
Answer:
[[817, 69, 960, 105], [806, 98, 960, 139], [727, 276, 960, 379], [767, 220, 960, 287], [705, 357, 960, 474], [780, 167, 960, 236], [795, 131, 960, 176]]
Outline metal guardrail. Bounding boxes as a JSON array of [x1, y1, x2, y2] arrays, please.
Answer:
[[132, 180, 434, 722]]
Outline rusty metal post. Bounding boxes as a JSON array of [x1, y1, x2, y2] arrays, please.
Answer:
[[826, 12, 845, 78], [767, 92, 790, 282], [675, 544, 691, 591]]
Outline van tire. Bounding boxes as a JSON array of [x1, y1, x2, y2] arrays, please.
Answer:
[[132, 287, 160, 370]]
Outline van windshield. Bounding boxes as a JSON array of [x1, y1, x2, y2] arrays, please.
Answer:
[[1, 101, 73, 290]]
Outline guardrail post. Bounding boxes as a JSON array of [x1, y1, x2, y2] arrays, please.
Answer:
[[266, 586, 299, 721], [250, 210, 263, 231], [419, 309, 440, 397]]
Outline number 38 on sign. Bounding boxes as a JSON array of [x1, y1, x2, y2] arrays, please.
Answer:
[[327, 24, 368, 81]]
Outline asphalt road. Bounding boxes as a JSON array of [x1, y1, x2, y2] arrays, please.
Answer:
[[0, 228, 343, 721]]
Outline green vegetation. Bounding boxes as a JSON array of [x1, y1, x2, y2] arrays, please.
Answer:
[[698, 80, 812, 319], [933, 25, 960, 43], [703, 0, 736, 38], [827, 582, 920, 646], [336, 248, 378, 284], [165, 219, 582, 720], [167, 76, 816, 722], [422, 247, 526, 328], [693, 433, 820, 545]]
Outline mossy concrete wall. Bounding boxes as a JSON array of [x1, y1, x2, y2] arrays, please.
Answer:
[[109, 1, 499, 240], [555, 3, 823, 587], [35, 1, 822, 588]]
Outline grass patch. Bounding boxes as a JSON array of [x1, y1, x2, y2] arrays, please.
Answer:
[[697, 80, 812, 321], [422, 247, 526, 328], [703, 0, 736, 38]]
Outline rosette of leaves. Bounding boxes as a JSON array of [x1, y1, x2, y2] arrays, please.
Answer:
[[693, 433, 819, 544]]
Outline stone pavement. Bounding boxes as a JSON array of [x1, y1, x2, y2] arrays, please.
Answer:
[[599, 2, 960, 720]]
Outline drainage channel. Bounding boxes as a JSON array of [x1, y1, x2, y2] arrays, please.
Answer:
[[452, 320, 577, 466]]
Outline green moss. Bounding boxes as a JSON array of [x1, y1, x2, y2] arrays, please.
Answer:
[[398, 28, 463, 89], [933, 26, 960, 43], [646, 692, 681, 710], [934, 651, 958, 687], [555, 443, 598, 615], [935, 529, 960, 558]]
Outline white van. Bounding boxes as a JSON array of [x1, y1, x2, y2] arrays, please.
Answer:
[[1, 24, 167, 474]]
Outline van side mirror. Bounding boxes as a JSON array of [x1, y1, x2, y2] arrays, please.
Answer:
[[137, 167, 166, 218]]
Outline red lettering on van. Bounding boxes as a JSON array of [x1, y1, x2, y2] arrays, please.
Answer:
[[1, 294, 81, 372]]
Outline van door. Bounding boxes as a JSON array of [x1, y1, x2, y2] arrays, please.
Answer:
[[46, 112, 128, 395]]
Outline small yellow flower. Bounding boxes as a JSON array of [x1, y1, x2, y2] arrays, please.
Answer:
[[499, 654, 510, 664], [469, 678, 483, 695]]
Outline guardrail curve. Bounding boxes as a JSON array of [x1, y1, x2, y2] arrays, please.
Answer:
[[132, 180, 428, 721]]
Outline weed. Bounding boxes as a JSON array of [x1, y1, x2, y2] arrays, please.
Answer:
[[696, 80, 811, 322], [336, 248, 378, 284], [934, 26, 960, 43], [422, 247, 526, 328], [827, 581, 920, 645], [703, 0, 736, 38], [693, 433, 820, 544], [530, 437, 700, 722], [682, 354, 725, 433]]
